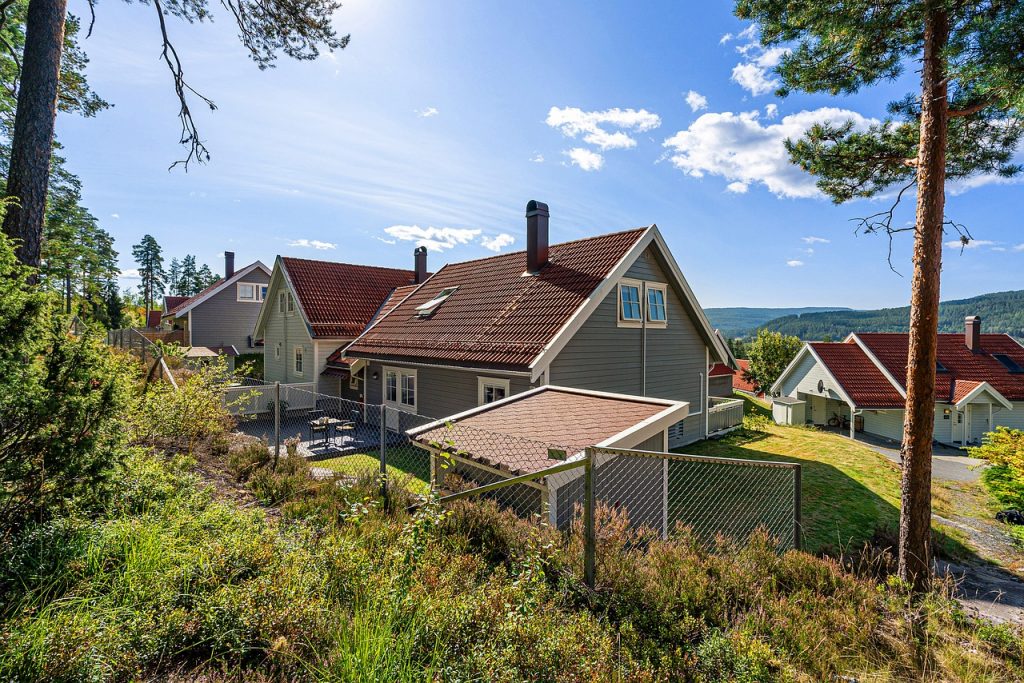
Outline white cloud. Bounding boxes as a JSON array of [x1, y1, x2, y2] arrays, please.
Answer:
[[801, 247, 815, 255], [764, 103, 778, 119], [730, 31, 789, 96], [376, 237, 397, 245], [726, 181, 749, 193], [992, 246, 1007, 252], [662, 108, 877, 198], [731, 62, 778, 97], [530, 153, 544, 163], [564, 147, 604, 171], [289, 238, 338, 250], [802, 236, 830, 244], [416, 107, 439, 118], [720, 25, 756, 44], [120, 268, 141, 279], [480, 233, 515, 252], [546, 106, 661, 151], [1015, 244, 1024, 252], [111, 213, 120, 219], [786, 260, 804, 267], [685, 90, 708, 112], [383, 225, 481, 252], [948, 173, 1024, 195], [944, 239, 995, 250]]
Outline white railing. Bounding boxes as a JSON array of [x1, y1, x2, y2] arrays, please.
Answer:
[[223, 381, 316, 415], [708, 397, 744, 435]]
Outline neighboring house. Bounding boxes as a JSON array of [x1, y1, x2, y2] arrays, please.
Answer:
[[162, 252, 272, 353], [342, 200, 731, 448], [770, 316, 1024, 446], [253, 249, 427, 397], [708, 359, 761, 398]]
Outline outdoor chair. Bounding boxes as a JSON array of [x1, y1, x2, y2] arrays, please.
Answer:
[[307, 410, 328, 446]]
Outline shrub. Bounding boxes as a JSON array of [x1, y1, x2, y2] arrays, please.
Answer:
[[970, 427, 1024, 508], [228, 439, 271, 482], [0, 233, 133, 541]]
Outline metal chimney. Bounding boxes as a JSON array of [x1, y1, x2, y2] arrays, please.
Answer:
[[224, 251, 235, 278], [414, 246, 428, 284], [965, 315, 981, 352], [526, 200, 549, 274]]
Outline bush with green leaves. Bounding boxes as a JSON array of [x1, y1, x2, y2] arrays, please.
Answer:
[[969, 427, 1024, 508], [0, 232, 133, 542]]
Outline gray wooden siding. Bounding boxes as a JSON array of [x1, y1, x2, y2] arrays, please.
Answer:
[[261, 274, 314, 385], [709, 375, 732, 398], [861, 409, 905, 441], [188, 269, 270, 351], [365, 361, 533, 418], [548, 246, 708, 410]]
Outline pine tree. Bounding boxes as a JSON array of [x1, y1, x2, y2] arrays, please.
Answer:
[[179, 255, 197, 296], [195, 263, 216, 293], [131, 234, 166, 314], [735, 0, 1024, 590], [167, 257, 181, 298]]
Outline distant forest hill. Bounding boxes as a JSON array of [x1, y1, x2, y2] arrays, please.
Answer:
[[757, 290, 1024, 340], [705, 307, 851, 339]]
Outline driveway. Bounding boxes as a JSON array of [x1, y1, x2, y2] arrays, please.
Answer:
[[854, 433, 986, 482]]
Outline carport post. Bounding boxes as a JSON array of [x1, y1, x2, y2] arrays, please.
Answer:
[[273, 382, 281, 469], [583, 447, 596, 589], [793, 464, 802, 551]]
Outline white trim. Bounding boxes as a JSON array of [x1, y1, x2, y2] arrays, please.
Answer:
[[616, 277, 644, 328], [848, 334, 907, 398], [168, 261, 270, 318], [235, 281, 265, 303], [312, 340, 319, 394], [770, 344, 858, 409], [770, 344, 814, 397], [954, 381, 1013, 410], [349, 358, 533, 377], [293, 345, 305, 376], [383, 365, 417, 413], [187, 309, 193, 347], [477, 376, 511, 405]]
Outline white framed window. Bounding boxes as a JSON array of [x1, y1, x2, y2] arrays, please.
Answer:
[[645, 283, 668, 327], [415, 287, 458, 317], [383, 366, 416, 411], [617, 279, 643, 328], [236, 282, 264, 302], [279, 291, 286, 313], [260, 285, 268, 301], [287, 292, 295, 315], [478, 376, 511, 405], [293, 346, 304, 375]]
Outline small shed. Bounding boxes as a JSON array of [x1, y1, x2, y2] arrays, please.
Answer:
[[409, 385, 689, 529], [772, 396, 806, 426]]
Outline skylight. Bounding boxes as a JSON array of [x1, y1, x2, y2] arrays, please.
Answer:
[[992, 353, 1024, 374], [936, 360, 948, 372], [415, 287, 458, 317]]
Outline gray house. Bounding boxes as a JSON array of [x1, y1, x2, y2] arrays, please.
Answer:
[[341, 201, 733, 448], [162, 252, 271, 353], [252, 251, 427, 396]]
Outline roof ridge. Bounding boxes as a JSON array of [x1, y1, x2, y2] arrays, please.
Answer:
[[282, 255, 416, 274]]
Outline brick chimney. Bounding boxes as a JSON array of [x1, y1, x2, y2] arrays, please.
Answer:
[[526, 200, 549, 274], [414, 246, 428, 284], [224, 251, 235, 278], [965, 315, 981, 352]]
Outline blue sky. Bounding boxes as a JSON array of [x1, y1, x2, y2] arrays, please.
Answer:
[[58, 0, 1022, 309]]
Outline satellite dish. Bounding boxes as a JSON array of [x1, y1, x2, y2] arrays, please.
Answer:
[[817, 379, 825, 393]]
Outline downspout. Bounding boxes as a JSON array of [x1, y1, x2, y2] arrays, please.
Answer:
[[704, 346, 710, 437], [641, 298, 647, 395]]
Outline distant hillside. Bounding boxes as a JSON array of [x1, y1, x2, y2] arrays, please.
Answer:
[[706, 307, 851, 338], [760, 290, 1024, 340]]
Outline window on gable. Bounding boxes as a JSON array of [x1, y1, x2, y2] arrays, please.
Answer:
[[260, 285, 268, 300], [415, 287, 458, 317], [993, 353, 1024, 374], [279, 292, 286, 313], [287, 292, 295, 314], [618, 281, 642, 326], [237, 282, 264, 302], [646, 284, 668, 325]]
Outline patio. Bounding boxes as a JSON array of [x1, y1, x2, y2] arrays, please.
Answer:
[[233, 411, 408, 460]]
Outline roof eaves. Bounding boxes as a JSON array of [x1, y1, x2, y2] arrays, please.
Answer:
[[170, 261, 271, 318]]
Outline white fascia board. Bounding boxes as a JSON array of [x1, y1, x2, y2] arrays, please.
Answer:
[[955, 381, 1013, 410], [769, 344, 813, 396], [173, 261, 271, 319]]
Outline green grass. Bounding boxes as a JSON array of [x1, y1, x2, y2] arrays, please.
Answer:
[[737, 392, 771, 416], [684, 422, 969, 555], [317, 446, 431, 496]]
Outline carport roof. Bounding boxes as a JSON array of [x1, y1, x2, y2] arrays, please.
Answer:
[[409, 386, 688, 477]]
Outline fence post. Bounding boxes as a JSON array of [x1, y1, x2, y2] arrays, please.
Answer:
[[379, 404, 388, 503], [583, 447, 596, 589], [274, 382, 281, 469], [793, 464, 802, 551]]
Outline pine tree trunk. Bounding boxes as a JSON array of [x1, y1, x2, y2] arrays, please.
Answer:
[[898, 8, 949, 593], [2, 0, 68, 269]]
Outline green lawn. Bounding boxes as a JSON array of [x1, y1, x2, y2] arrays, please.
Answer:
[[316, 446, 431, 496], [684, 418, 974, 557]]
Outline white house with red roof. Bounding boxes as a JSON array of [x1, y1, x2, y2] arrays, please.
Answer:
[[252, 249, 427, 397], [771, 316, 1024, 446], [341, 200, 735, 448]]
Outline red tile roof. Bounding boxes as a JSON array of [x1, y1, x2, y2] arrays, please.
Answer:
[[809, 342, 905, 408], [951, 379, 983, 404], [163, 296, 189, 312], [146, 310, 162, 328], [325, 285, 419, 366], [282, 258, 419, 338], [345, 228, 649, 370], [733, 359, 759, 394], [709, 362, 732, 376], [412, 387, 675, 476], [856, 332, 1024, 402]]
